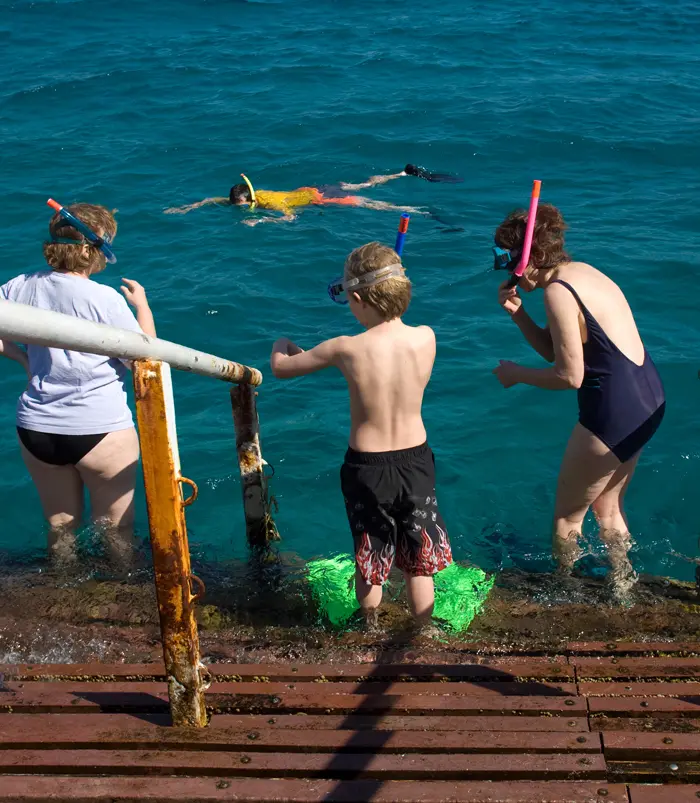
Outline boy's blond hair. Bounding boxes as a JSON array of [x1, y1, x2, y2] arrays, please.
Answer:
[[344, 241, 411, 321], [43, 203, 117, 275]]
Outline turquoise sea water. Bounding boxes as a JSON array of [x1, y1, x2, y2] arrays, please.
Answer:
[[1, 0, 699, 581]]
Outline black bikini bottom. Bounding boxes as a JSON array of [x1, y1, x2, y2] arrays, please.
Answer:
[[17, 427, 108, 466]]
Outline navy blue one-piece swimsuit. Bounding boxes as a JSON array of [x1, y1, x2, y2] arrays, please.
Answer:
[[553, 280, 665, 463]]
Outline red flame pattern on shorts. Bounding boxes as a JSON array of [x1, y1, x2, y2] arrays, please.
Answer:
[[355, 532, 396, 586], [397, 525, 452, 576]]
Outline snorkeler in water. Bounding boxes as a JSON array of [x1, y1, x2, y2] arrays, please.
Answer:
[[164, 165, 462, 225]]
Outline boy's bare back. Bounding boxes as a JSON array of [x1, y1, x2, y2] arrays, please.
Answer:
[[334, 319, 436, 452]]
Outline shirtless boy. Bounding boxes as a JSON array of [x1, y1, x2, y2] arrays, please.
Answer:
[[270, 242, 452, 625]]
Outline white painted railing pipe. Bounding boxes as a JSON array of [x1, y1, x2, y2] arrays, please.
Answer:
[[0, 300, 262, 386]]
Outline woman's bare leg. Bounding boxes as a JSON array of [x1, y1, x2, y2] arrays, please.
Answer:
[[553, 424, 620, 574], [77, 428, 140, 570], [403, 573, 434, 625], [356, 197, 429, 215], [18, 441, 83, 565], [591, 453, 640, 599], [339, 171, 407, 191]]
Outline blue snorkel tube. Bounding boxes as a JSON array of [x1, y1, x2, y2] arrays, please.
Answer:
[[47, 198, 117, 264], [395, 213, 410, 256]]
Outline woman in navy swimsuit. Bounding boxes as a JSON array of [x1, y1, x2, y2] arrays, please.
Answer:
[[492, 204, 665, 599]]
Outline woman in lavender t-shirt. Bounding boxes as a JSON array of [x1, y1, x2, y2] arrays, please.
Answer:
[[0, 203, 156, 567]]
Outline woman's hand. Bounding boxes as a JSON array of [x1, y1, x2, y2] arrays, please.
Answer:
[[121, 279, 149, 309], [498, 280, 522, 316], [493, 359, 522, 388]]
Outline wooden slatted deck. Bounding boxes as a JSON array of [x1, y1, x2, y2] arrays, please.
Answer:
[[0, 643, 699, 802]]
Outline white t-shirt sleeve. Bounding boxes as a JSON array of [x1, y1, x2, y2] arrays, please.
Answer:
[[105, 294, 144, 334], [1, 276, 21, 301]]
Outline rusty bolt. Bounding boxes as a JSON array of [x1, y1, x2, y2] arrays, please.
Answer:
[[291, 667, 298, 672], [579, 757, 592, 765], [625, 686, 632, 691], [240, 755, 252, 764], [597, 791, 609, 798], [216, 781, 230, 790], [565, 699, 576, 706], [640, 701, 649, 708], [271, 697, 281, 704], [644, 721, 654, 729], [247, 732, 260, 741], [606, 643, 616, 650], [577, 736, 587, 743], [267, 718, 276, 725], [568, 721, 577, 727], [611, 658, 619, 664], [663, 737, 673, 744]]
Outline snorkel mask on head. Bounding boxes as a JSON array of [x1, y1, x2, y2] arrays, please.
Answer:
[[492, 245, 520, 274], [327, 264, 406, 305], [47, 199, 117, 264], [494, 179, 542, 288], [240, 173, 257, 210]]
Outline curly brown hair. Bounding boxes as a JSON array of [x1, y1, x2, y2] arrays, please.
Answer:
[[344, 241, 411, 321], [495, 203, 570, 271], [43, 203, 117, 275]]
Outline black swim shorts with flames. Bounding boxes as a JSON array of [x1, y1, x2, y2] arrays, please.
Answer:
[[340, 442, 452, 586]]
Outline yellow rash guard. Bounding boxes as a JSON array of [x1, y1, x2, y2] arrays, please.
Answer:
[[254, 187, 322, 215]]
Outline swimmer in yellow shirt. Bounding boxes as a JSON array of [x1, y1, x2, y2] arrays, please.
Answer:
[[165, 167, 432, 225]]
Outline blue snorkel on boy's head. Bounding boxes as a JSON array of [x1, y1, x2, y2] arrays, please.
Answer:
[[45, 199, 117, 274]]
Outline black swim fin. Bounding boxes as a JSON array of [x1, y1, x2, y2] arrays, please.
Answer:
[[404, 163, 463, 184]]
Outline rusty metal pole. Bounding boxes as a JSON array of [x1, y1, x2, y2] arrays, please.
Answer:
[[133, 359, 207, 727], [230, 384, 277, 548]]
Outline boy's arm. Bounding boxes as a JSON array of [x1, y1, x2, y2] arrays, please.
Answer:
[[164, 197, 229, 215], [270, 336, 347, 379], [120, 279, 157, 337], [0, 339, 29, 377]]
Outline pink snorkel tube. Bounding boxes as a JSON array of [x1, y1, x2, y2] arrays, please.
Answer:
[[507, 179, 542, 288]]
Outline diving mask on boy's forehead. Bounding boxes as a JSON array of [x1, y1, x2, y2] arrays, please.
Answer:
[[492, 245, 519, 274], [46, 198, 117, 264], [327, 264, 405, 305]]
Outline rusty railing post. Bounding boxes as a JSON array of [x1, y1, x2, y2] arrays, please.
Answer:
[[230, 384, 276, 547], [133, 359, 207, 727]]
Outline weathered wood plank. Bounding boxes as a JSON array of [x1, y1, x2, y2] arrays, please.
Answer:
[[602, 731, 700, 759], [0, 715, 600, 753], [0, 664, 166, 681], [206, 692, 588, 716], [0, 749, 607, 780], [574, 658, 700, 680], [608, 759, 700, 782], [0, 682, 588, 715], [579, 682, 700, 697], [0, 778, 630, 802], [208, 660, 574, 682], [591, 716, 700, 733], [588, 697, 700, 717], [566, 643, 700, 656], [628, 785, 700, 802]]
